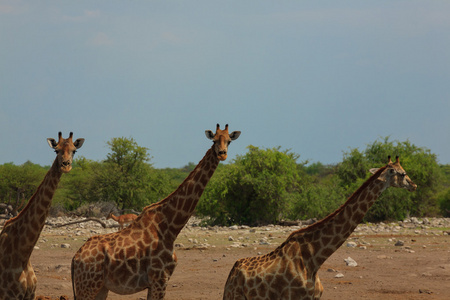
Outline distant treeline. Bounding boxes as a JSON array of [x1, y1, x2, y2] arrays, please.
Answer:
[[1, 136, 449, 226]]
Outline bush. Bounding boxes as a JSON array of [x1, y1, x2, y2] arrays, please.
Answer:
[[198, 146, 305, 226], [289, 175, 346, 220]]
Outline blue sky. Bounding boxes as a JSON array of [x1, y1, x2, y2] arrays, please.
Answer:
[[1, 1, 449, 168]]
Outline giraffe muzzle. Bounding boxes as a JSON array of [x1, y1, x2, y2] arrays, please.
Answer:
[[218, 150, 227, 161], [408, 182, 418, 192], [61, 160, 72, 173]]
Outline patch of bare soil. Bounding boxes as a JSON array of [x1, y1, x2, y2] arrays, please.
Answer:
[[30, 222, 450, 300]]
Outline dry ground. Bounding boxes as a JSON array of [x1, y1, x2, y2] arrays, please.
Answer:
[[30, 222, 450, 300]]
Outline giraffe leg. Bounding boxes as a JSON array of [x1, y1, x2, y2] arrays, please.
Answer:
[[147, 280, 168, 300], [314, 275, 324, 299], [94, 287, 109, 300], [21, 262, 37, 300]]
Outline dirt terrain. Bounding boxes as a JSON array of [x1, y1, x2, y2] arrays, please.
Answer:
[[24, 218, 450, 299]]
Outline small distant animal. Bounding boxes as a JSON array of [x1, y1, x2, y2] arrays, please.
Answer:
[[106, 212, 138, 230]]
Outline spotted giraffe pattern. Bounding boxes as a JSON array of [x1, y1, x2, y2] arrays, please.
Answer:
[[0, 132, 84, 300], [71, 124, 240, 300], [223, 156, 416, 300]]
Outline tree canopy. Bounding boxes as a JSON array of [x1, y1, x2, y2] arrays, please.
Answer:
[[1, 136, 448, 224]]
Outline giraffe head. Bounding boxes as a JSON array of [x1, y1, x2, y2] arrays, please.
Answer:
[[47, 132, 85, 173], [205, 124, 241, 161], [370, 156, 417, 192]]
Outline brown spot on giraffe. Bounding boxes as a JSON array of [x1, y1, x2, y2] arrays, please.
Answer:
[[0, 132, 84, 300], [223, 156, 417, 299], [71, 124, 240, 300]]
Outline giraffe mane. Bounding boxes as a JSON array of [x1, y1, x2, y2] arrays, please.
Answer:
[[141, 146, 216, 213], [3, 160, 60, 228], [278, 164, 389, 248]]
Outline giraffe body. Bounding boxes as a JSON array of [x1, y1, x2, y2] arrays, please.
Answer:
[[0, 132, 84, 300], [72, 124, 240, 300], [223, 156, 416, 300], [225, 244, 323, 300]]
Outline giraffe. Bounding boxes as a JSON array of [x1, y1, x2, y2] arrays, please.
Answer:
[[107, 212, 138, 230], [71, 124, 241, 300], [223, 156, 417, 300], [0, 132, 84, 300]]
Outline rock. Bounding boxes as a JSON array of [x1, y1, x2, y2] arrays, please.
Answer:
[[377, 255, 390, 259], [327, 268, 337, 272], [344, 257, 357, 267], [346, 241, 357, 248], [302, 218, 317, 226], [229, 225, 239, 230], [228, 236, 234, 241], [259, 238, 270, 245], [60, 244, 70, 249], [335, 273, 344, 278], [395, 240, 404, 246]]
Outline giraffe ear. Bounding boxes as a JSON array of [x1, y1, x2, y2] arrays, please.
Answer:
[[205, 130, 215, 140], [230, 131, 241, 141], [74, 138, 85, 149], [369, 168, 380, 174], [47, 138, 57, 149]]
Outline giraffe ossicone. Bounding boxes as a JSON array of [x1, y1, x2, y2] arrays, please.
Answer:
[[0, 132, 84, 300], [71, 124, 240, 300], [223, 156, 416, 300]]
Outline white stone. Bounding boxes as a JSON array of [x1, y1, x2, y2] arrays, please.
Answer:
[[344, 257, 357, 267], [346, 241, 357, 248]]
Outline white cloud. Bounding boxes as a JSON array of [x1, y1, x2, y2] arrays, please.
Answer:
[[84, 10, 100, 18], [88, 32, 113, 46], [0, 1, 28, 15], [161, 31, 185, 45], [60, 9, 101, 22], [0, 5, 14, 14]]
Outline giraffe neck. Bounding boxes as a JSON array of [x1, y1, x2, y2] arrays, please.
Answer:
[[142, 145, 219, 240], [284, 167, 388, 270], [2, 159, 62, 262]]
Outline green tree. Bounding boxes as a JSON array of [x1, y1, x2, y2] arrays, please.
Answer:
[[55, 157, 102, 210], [0, 161, 47, 214], [198, 146, 305, 226], [436, 164, 450, 216], [289, 174, 346, 221], [97, 137, 153, 209]]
